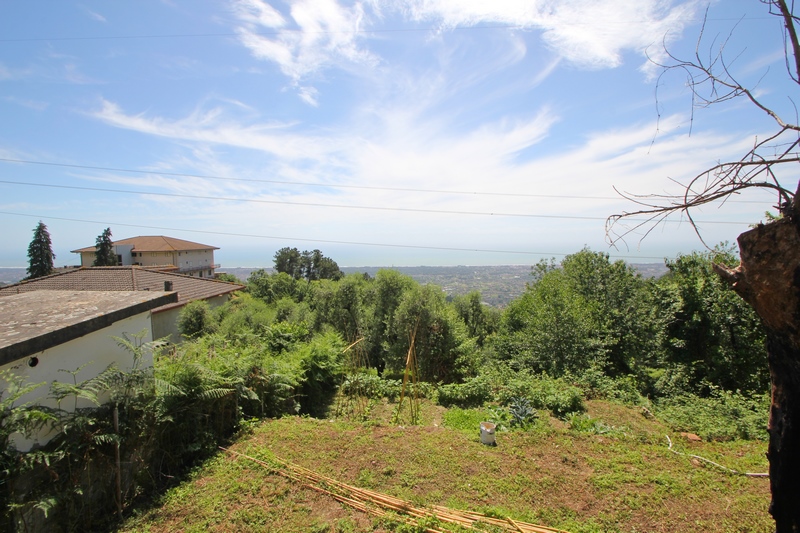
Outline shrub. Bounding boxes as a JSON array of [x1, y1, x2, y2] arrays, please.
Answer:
[[436, 376, 492, 408], [655, 388, 769, 441], [294, 330, 346, 416], [569, 367, 643, 404], [340, 374, 435, 402], [495, 374, 585, 418], [177, 300, 217, 338]]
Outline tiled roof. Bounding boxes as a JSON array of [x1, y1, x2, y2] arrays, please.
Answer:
[[71, 235, 219, 254], [0, 290, 177, 366], [0, 267, 244, 313]]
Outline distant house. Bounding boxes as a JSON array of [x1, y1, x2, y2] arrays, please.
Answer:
[[0, 290, 177, 451], [0, 266, 244, 343], [71, 235, 220, 278]]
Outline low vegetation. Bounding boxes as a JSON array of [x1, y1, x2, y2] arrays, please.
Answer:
[[1, 244, 771, 532], [118, 400, 770, 533]]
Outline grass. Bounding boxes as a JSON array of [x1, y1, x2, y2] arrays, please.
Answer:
[[119, 399, 772, 533]]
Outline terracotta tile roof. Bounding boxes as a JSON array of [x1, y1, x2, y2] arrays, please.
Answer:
[[71, 235, 219, 254], [0, 267, 244, 313]]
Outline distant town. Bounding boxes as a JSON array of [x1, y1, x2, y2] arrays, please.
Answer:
[[1, 262, 668, 308]]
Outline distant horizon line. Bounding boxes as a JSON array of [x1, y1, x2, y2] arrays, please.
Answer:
[[0, 260, 669, 270]]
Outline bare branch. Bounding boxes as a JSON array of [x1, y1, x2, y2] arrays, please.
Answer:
[[609, 2, 800, 249], [775, 0, 800, 83]]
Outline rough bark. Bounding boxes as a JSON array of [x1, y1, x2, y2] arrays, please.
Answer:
[[714, 219, 800, 531]]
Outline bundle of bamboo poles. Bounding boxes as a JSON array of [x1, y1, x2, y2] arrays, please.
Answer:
[[220, 447, 569, 533]]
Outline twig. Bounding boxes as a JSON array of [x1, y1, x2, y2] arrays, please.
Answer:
[[665, 435, 769, 478], [220, 446, 570, 532]]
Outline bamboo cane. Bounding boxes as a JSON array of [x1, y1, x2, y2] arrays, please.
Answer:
[[221, 447, 570, 533]]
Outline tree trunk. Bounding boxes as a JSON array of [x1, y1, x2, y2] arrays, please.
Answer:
[[714, 218, 800, 532]]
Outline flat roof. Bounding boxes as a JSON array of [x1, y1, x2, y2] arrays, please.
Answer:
[[0, 290, 177, 366]]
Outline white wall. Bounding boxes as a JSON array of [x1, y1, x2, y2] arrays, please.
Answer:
[[116, 244, 135, 266], [1, 311, 154, 451]]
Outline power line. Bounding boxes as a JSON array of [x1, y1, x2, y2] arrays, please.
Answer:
[[0, 179, 753, 224], [0, 210, 672, 260], [0, 157, 775, 204], [0, 18, 775, 43], [0, 157, 622, 201]]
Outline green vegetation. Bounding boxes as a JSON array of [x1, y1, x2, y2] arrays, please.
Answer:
[[118, 403, 771, 533], [25, 221, 55, 279], [2, 245, 772, 532], [93, 227, 117, 266]]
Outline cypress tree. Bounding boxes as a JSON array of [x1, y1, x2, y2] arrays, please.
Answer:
[[93, 227, 117, 266], [26, 221, 56, 279]]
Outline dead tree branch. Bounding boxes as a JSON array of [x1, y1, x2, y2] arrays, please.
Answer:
[[607, 0, 800, 248]]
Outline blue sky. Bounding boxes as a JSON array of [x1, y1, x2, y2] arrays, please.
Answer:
[[0, 0, 795, 268]]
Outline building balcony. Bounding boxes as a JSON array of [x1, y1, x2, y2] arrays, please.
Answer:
[[178, 264, 220, 274]]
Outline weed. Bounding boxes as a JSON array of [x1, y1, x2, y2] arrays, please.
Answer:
[[442, 407, 487, 433], [507, 396, 537, 429], [568, 413, 624, 436]]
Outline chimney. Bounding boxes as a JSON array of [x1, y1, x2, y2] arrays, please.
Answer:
[[164, 281, 173, 291]]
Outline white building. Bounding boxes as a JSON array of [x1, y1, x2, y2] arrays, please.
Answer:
[[71, 235, 220, 278], [0, 290, 177, 451]]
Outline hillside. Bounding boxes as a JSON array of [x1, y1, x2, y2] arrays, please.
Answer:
[[120, 400, 770, 533]]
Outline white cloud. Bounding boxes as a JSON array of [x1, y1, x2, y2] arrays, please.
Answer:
[[80, 6, 107, 23], [90, 99, 341, 161], [3, 96, 49, 111], [0, 63, 33, 81], [231, 0, 378, 99], [228, 0, 701, 103], [402, 0, 702, 70], [232, 0, 286, 27], [298, 86, 320, 106]]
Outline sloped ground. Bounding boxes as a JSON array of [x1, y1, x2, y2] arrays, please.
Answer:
[[120, 400, 771, 533]]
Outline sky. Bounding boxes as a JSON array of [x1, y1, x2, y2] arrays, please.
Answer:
[[0, 0, 797, 268]]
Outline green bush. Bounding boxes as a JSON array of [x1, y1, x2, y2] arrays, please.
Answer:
[[655, 388, 769, 441], [495, 374, 585, 418], [294, 330, 346, 416], [215, 294, 275, 340], [340, 374, 435, 402], [569, 367, 643, 404], [436, 376, 492, 407], [177, 300, 218, 338]]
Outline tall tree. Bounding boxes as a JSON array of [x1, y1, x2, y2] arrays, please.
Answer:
[[656, 247, 768, 394], [93, 227, 116, 266], [389, 284, 468, 383], [607, 2, 800, 528], [274, 247, 302, 279], [26, 221, 55, 279], [274, 247, 343, 282]]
